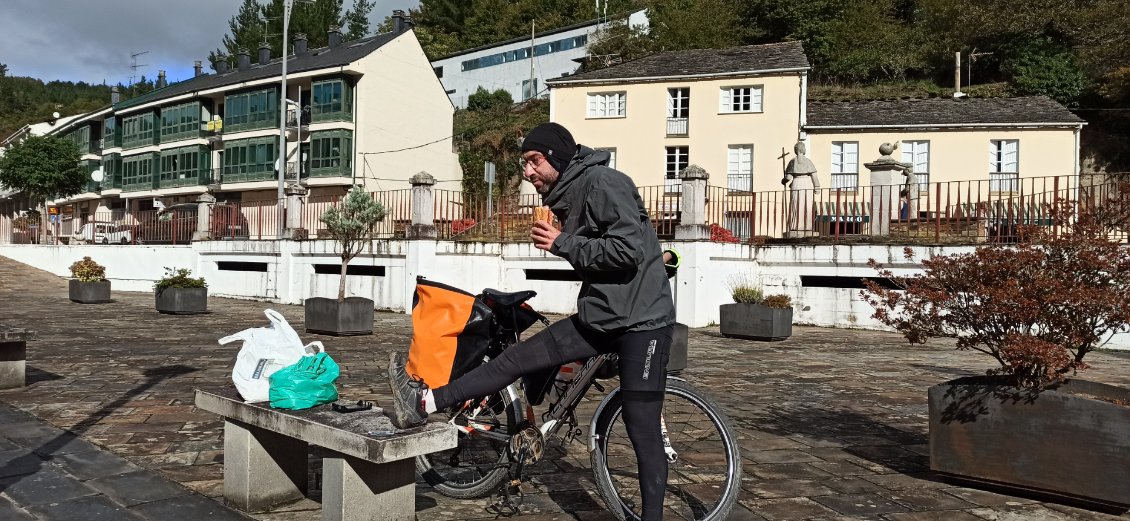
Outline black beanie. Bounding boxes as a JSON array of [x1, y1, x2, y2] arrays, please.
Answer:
[[521, 123, 576, 174]]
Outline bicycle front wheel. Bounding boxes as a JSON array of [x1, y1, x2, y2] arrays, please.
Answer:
[[591, 379, 742, 521], [416, 384, 523, 498]]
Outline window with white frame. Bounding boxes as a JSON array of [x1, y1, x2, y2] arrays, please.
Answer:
[[665, 146, 689, 193], [667, 87, 689, 135], [595, 147, 617, 169], [831, 141, 859, 190], [901, 140, 930, 191], [989, 139, 1019, 192], [727, 144, 753, 192], [587, 92, 626, 118], [719, 86, 763, 113]]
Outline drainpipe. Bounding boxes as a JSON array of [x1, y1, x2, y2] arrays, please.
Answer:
[[799, 71, 808, 142], [1073, 124, 1082, 204]]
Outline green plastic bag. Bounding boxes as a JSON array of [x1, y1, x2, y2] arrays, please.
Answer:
[[268, 352, 340, 410]]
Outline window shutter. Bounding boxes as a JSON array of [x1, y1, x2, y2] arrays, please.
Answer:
[[752, 87, 763, 111], [845, 142, 858, 172], [989, 141, 999, 171], [720, 88, 731, 112], [1003, 140, 1018, 172]]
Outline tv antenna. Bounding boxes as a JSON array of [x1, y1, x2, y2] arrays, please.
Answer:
[[128, 50, 149, 86]]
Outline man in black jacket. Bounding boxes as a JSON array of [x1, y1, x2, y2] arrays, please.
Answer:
[[389, 122, 674, 520]]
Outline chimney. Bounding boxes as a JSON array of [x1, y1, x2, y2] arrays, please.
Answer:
[[953, 51, 965, 99], [328, 26, 343, 48], [157, 70, 167, 89], [259, 43, 271, 65], [392, 10, 405, 33], [214, 54, 229, 74], [193, 60, 203, 77], [111, 86, 120, 105], [236, 48, 251, 71], [293, 33, 308, 55]]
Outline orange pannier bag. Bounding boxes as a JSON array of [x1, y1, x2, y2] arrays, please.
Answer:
[[406, 278, 494, 388]]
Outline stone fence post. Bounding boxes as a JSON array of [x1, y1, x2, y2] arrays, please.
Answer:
[[403, 172, 438, 313], [406, 171, 436, 239], [675, 164, 710, 241], [192, 193, 216, 241], [864, 143, 914, 236], [284, 184, 308, 240]]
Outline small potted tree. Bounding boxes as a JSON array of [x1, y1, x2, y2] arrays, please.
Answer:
[[862, 197, 1130, 508], [154, 267, 208, 314], [68, 256, 111, 304], [719, 274, 793, 341], [305, 187, 386, 336]]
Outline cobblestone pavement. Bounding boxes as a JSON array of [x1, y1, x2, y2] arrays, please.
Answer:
[[2, 255, 1130, 520]]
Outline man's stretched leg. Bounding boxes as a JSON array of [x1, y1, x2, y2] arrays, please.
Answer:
[[613, 326, 672, 521], [387, 315, 601, 428]]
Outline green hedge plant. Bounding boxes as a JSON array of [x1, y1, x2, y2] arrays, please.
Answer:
[[154, 267, 207, 292]]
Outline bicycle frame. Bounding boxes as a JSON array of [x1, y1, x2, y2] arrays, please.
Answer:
[[537, 352, 615, 441]]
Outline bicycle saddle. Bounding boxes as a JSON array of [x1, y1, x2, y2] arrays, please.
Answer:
[[481, 288, 537, 307]]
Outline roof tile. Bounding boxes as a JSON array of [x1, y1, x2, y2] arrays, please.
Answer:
[[113, 31, 401, 112], [547, 41, 809, 84], [806, 96, 1085, 127]]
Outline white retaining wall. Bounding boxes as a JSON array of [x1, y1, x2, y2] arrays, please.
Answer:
[[4, 240, 1126, 349]]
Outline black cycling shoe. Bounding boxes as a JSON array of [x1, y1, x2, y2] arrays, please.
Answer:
[[387, 352, 428, 429]]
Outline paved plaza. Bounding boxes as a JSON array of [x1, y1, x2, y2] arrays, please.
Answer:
[[1, 255, 1130, 520]]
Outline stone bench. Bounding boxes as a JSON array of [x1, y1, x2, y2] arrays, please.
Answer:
[[195, 387, 457, 521], [0, 326, 35, 389]]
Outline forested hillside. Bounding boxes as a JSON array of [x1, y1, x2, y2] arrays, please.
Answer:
[[0, 66, 155, 143], [403, 0, 1128, 171]]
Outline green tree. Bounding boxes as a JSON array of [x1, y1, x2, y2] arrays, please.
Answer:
[[209, 0, 266, 71], [1001, 37, 1088, 106], [455, 88, 549, 205], [0, 135, 84, 242], [211, 0, 374, 71], [0, 135, 84, 202], [0, 63, 7, 77], [343, 0, 375, 40], [320, 187, 387, 301]]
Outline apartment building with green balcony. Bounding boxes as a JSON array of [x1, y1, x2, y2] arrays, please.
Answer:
[[45, 15, 460, 221]]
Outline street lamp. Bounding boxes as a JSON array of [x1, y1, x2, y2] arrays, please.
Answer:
[[276, 0, 293, 240]]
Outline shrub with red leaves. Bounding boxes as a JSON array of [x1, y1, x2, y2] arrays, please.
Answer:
[[862, 199, 1130, 389], [709, 223, 739, 243], [451, 218, 477, 235]]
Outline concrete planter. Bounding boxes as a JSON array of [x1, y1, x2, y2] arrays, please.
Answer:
[[69, 279, 111, 304], [929, 376, 1130, 509], [719, 303, 793, 341], [155, 287, 208, 314], [304, 297, 374, 336], [668, 323, 689, 374]]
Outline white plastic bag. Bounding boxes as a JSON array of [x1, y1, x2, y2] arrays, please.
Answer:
[[220, 309, 324, 403]]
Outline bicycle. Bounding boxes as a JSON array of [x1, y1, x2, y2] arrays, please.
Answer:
[[414, 287, 742, 521]]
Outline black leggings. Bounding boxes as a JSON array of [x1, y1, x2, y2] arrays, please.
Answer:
[[433, 316, 672, 521]]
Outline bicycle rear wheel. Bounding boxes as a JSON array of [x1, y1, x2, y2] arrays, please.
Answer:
[[591, 379, 742, 521], [415, 385, 522, 498]]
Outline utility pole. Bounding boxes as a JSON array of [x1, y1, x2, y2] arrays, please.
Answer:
[[277, 0, 292, 240], [528, 20, 535, 101]]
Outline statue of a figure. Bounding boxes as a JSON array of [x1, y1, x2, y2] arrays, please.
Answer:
[[781, 141, 821, 188]]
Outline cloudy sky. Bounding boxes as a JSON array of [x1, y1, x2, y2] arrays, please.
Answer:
[[0, 0, 419, 85]]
